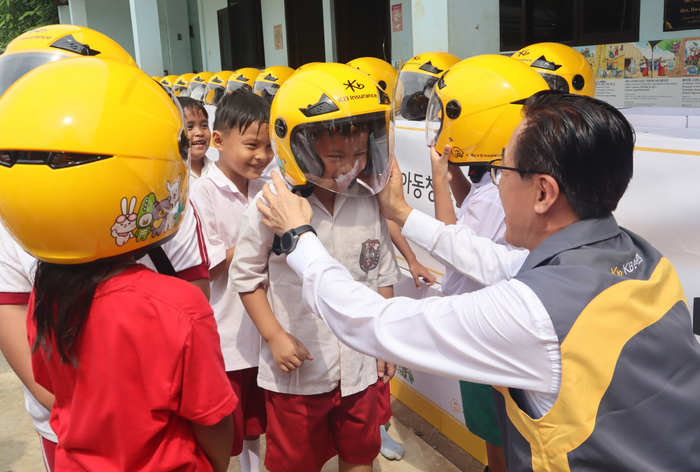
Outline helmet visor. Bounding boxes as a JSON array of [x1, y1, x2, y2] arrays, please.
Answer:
[[188, 81, 207, 101], [173, 84, 189, 97], [0, 51, 72, 97], [226, 80, 252, 94], [205, 83, 226, 105], [394, 71, 438, 121], [254, 81, 280, 105], [289, 111, 393, 197], [425, 93, 444, 147], [538, 72, 570, 92]]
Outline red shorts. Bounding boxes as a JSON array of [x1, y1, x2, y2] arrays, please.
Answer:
[[226, 368, 267, 456], [40, 435, 56, 472], [377, 380, 392, 425], [264, 383, 380, 472]]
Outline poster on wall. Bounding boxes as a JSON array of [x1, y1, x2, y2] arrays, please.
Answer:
[[274, 25, 283, 50], [572, 37, 700, 108], [392, 4, 403, 32], [664, 0, 700, 31]]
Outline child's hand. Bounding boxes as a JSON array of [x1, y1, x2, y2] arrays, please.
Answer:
[[408, 260, 436, 290], [430, 145, 452, 182], [267, 331, 314, 372], [377, 360, 396, 384]]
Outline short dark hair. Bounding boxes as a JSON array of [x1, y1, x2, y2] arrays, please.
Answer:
[[214, 90, 270, 134], [177, 97, 208, 120], [514, 91, 635, 219]]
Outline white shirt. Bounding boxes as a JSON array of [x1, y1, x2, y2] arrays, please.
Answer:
[[189, 156, 214, 182], [191, 164, 264, 371], [286, 210, 562, 418], [441, 173, 512, 295], [230, 191, 400, 396]]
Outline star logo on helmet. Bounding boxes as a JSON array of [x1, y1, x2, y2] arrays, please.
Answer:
[[343, 79, 365, 92]]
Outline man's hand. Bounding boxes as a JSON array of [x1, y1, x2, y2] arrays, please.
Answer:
[[377, 159, 413, 227], [267, 330, 314, 373], [430, 144, 452, 183], [257, 171, 313, 236], [377, 360, 396, 384]]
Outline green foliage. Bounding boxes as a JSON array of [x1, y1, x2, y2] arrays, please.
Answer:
[[656, 39, 681, 54], [0, 0, 59, 51]]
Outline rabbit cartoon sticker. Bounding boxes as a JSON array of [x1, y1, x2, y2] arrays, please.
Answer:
[[111, 197, 137, 246]]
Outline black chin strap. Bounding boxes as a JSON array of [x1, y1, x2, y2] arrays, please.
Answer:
[[147, 246, 177, 276]]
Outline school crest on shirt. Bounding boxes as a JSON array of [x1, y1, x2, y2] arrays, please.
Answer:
[[359, 239, 380, 273]]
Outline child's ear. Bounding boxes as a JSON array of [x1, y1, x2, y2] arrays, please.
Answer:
[[212, 130, 225, 151]]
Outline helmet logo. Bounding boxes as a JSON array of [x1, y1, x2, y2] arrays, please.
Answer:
[[343, 79, 365, 92], [515, 49, 529, 57], [531, 55, 562, 71], [359, 239, 381, 273], [419, 61, 443, 75], [264, 73, 278, 81], [451, 147, 465, 159], [299, 94, 340, 117], [212, 77, 223, 84]]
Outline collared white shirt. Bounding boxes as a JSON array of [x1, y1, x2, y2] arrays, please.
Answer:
[[189, 156, 214, 182], [286, 210, 562, 418], [230, 191, 400, 396], [191, 163, 264, 371]]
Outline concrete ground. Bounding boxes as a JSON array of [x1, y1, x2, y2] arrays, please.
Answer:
[[0, 351, 483, 472]]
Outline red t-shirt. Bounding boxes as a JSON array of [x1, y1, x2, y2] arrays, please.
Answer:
[[27, 265, 237, 471]]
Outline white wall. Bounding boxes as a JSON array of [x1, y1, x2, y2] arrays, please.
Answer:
[[411, 0, 449, 54], [261, 0, 288, 66], [187, 0, 205, 72], [199, 0, 227, 72], [391, 1, 413, 66], [448, 0, 499, 59], [160, 0, 194, 75], [85, 0, 136, 58], [640, 0, 700, 41]]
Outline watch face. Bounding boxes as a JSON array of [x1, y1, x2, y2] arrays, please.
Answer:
[[281, 231, 294, 253]]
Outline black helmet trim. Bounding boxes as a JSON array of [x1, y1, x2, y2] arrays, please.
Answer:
[[377, 87, 391, 105], [419, 61, 443, 75], [235, 74, 247, 82], [530, 55, 562, 71], [194, 76, 205, 82], [445, 100, 461, 119], [264, 73, 278, 82], [0, 150, 112, 169], [50, 35, 101, 56], [572, 74, 585, 91], [275, 118, 287, 138], [299, 94, 340, 117], [212, 77, 224, 84]]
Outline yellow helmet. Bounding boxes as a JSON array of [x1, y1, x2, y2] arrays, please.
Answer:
[[187, 71, 214, 101], [347, 57, 397, 96], [226, 67, 259, 94], [512, 42, 595, 97], [0, 57, 189, 264], [394, 51, 460, 121], [271, 63, 392, 197], [0, 24, 136, 98], [159, 74, 179, 91], [253, 65, 294, 104], [204, 70, 233, 105], [172, 73, 196, 97], [424, 55, 549, 165], [152, 76, 163, 82]]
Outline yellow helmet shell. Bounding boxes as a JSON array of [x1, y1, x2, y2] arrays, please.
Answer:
[[226, 67, 260, 93], [347, 57, 398, 96], [425, 55, 549, 165], [173, 73, 196, 97], [0, 57, 188, 264], [187, 71, 214, 101], [0, 24, 136, 97], [253, 66, 294, 104], [152, 76, 163, 82], [159, 75, 179, 91], [512, 42, 595, 97], [271, 63, 393, 196], [395, 51, 460, 121], [204, 70, 233, 105]]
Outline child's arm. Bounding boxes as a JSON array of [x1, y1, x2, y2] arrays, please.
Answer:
[[376, 286, 396, 383], [209, 247, 235, 281], [430, 145, 471, 225], [240, 287, 313, 372], [387, 220, 436, 289], [190, 414, 233, 472]]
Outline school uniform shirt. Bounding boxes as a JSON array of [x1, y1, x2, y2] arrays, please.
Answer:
[[190, 164, 265, 371], [27, 265, 237, 472], [189, 156, 214, 182], [230, 191, 401, 397]]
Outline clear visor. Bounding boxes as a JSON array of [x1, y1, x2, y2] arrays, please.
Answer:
[[538, 72, 570, 92], [226, 80, 252, 94], [289, 111, 393, 197], [205, 83, 226, 105], [0, 51, 72, 97], [173, 84, 189, 97], [425, 93, 444, 147], [254, 81, 280, 105], [188, 81, 207, 101], [393, 71, 439, 121]]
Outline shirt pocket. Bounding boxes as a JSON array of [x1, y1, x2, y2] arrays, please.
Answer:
[[348, 228, 381, 286]]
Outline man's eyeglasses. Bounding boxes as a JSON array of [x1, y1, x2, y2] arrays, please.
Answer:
[[484, 158, 543, 186]]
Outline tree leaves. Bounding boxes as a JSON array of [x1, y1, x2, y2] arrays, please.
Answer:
[[0, 0, 59, 51]]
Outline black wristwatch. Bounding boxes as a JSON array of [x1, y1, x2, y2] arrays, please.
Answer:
[[272, 225, 316, 255]]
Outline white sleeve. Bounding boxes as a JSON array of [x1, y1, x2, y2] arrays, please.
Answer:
[[402, 210, 528, 286], [286, 233, 560, 396], [0, 224, 35, 296]]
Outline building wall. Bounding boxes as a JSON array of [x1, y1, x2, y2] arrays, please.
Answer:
[[391, 1, 413, 67], [411, 0, 448, 54], [448, 0, 499, 59], [162, 0, 194, 75], [199, 0, 227, 72], [261, 0, 288, 66], [640, 0, 700, 41], [84, 0, 136, 58], [188, 0, 205, 73]]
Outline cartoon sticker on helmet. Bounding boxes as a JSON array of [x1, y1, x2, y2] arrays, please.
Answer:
[[359, 238, 381, 273], [110, 175, 184, 246]]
